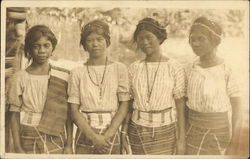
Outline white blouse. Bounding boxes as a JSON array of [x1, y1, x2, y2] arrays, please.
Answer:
[[8, 70, 49, 113], [186, 61, 241, 113], [129, 58, 185, 111], [67, 61, 130, 112]]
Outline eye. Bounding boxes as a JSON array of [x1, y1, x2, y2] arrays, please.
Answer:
[[44, 43, 51, 49], [97, 38, 104, 42], [32, 44, 40, 50], [146, 35, 154, 40], [86, 39, 92, 43]]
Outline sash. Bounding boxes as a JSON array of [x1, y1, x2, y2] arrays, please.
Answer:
[[37, 65, 69, 136], [188, 109, 229, 129]]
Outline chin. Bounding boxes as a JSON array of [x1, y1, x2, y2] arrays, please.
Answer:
[[143, 50, 153, 56], [36, 59, 48, 64], [193, 50, 202, 56]]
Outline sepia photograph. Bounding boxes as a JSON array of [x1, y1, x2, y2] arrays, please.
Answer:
[[1, 1, 249, 159]]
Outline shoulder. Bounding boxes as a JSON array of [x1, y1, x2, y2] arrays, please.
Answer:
[[50, 65, 71, 81], [11, 70, 27, 79], [69, 66, 85, 78], [70, 66, 84, 73], [128, 60, 143, 70], [220, 61, 235, 77], [184, 61, 195, 72], [51, 65, 70, 74], [9, 70, 27, 85], [113, 61, 127, 69], [111, 61, 129, 75], [168, 58, 184, 71], [222, 60, 233, 70]]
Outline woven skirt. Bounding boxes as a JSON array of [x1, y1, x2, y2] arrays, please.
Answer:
[[186, 109, 231, 155], [75, 127, 121, 154], [75, 111, 121, 154], [21, 125, 65, 154], [128, 121, 176, 155]]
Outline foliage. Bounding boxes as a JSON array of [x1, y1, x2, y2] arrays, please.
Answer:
[[25, 7, 246, 62]]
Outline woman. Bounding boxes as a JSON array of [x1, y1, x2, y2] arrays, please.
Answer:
[[121, 17, 186, 155], [68, 20, 130, 154], [185, 17, 242, 155], [8, 25, 72, 154]]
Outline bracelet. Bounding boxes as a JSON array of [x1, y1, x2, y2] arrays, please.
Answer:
[[120, 131, 128, 135]]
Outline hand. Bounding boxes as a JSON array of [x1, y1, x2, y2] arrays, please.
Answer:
[[121, 133, 131, 154], [63, 145, 73, 154], [176, 138, 186, 155], [92, 134, 111, 152], [104, 130, 114, 142]]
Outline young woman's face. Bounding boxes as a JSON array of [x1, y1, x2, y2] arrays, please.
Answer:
[[189, 28, 215, 57], [30, 36, 53, 64], [136, 30, 161, 56], [85, 32, 107, 58]]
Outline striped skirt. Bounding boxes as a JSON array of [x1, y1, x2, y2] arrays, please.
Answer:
[[75, 128, 121, 154], [128, 121, 176, 155], [21, 125, 65, 154], [75, 111, 121, 154], [186, 109, 231, 155]]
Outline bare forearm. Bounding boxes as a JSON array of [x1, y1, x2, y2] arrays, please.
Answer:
[[10, 111, 22, 150], [122, 100, 133, 132], [65, 106, 73, 146], [105, 101, 129, 137], [230, 97, 242, 141], [175, 98, 186, 139], [70, 103, 97, 140]]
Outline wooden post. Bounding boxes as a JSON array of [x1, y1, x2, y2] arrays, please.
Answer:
[[5, 7, 27, 153]]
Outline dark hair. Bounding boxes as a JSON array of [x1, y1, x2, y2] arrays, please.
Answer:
[[24, 25, 57, 60], [80, 20, 111, 51], [189, 17, 222, 46], [133, 17, 167, 45]]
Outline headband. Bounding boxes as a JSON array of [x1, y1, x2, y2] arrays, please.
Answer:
[[138, 20, 165, 30], [192, 22, 221, 39]]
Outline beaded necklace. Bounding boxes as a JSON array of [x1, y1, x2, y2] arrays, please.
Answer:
[[86, 57, 108, 101], [144, 55, 162, 104]]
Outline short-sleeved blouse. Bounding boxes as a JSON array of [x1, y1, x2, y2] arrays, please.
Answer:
[[8, 70, 49, 113], [67, 61, 130, 112], [129, 58, 185, 111], [186, 61, 241, 113]]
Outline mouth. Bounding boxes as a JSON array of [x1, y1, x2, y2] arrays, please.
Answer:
[[193, 47, 201, 52], [37, 56, 48, 60], [144, 45, 152, 48], [92, 49, 101, 51]]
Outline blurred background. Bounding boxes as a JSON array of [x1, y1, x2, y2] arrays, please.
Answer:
[[4, 7, 248, 156]]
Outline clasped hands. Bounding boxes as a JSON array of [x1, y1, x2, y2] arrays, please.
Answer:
[[91, 131, 114, 154]]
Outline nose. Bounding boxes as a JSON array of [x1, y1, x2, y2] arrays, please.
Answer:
[[38, 46, 46, 53], [91, 39, 99, 47], [141, 38, 150, 45]]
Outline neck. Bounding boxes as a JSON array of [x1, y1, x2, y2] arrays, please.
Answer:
[[28, 61, 50, 75], [30, 61, 50, 70], [145, 50, 161, 62], [199, 50, 217, 64], [88, 55, 107, 65]]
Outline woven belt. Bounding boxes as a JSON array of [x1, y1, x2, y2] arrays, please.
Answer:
[[80, 111, 116, 129], [131, 107, 176, 127], [21, 112, 42, 126], [188, 109, 229, 129]]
